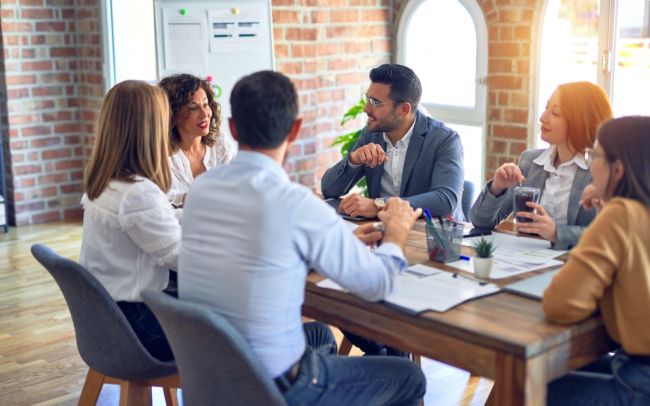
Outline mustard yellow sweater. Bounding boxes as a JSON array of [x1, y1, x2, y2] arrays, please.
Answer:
[[543, 198, 650, 355]]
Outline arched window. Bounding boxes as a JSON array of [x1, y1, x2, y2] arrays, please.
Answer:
[[397, 0, 488, 195]]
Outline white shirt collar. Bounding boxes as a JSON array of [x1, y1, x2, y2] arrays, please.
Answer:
[[533, 145, 589, 171]]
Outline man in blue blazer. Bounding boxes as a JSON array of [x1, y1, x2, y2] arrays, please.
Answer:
[[321, 64, 464, 220]]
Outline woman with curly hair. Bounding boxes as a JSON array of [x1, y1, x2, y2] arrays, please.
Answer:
[[159, 74, 235, 207]]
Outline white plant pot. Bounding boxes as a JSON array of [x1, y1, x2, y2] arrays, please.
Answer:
[[473, 257, 494, 280]]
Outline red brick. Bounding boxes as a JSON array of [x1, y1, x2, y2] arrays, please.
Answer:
[[274, 44, 290, 58], [3, 34, 30, 46], [8, 113, 39, 125], [337, 72, 365, 85], [21, 60, 53, 71], [60, 183, 82, 193], [272, 10, 299, 24], [279, 62, 302, 75], [316, 43, 338, 56], [311, 11, 329, 23], [493, 124, 527, 139], [489, 43, 519, 58], [15, 201, 46, 213], [371, 39, 391, 53], [54, 123, 81, 133], [32, 86, 64, 96], [19, 178, 36, 188], [343, 41, 370, 53], [6, 75, 37, 85], [489, 75, 523, 90], [50, 47, 77, 57], [361, 10, 388, 22], [35, 21, 66, 31], [21, 8, 53, 18], [286, 27, 318, 41], [505, 108, 528, 123], [291, 44, 316, 58], [31, 137, 62, 148], [63, 208, 84, 220], [42, 149, 72, 159], [489, 58, 513, 73], [331, 10, 359, 23], [2, 22, 33, 32], [14, 164, 42, 175], [54, 159, 83, 170], [38, 173, 68, 185], [21, 126, 52, 137]]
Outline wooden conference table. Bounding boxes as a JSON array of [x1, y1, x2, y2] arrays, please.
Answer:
[[302, 222, 615, 406]]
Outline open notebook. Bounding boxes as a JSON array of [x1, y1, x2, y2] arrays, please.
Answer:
[[317, 264, 501, 313], [504, 269, 560, 300]]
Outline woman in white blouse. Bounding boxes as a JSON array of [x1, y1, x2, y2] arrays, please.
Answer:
[[159, 74, 235, 207], [470, 82, 613, 250], [81, 80, 180, 361]]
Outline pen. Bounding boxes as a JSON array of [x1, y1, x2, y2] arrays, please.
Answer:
[[422, 208, 435, 226], [452, 272, 487, 286], [459, 255, 471, 261]]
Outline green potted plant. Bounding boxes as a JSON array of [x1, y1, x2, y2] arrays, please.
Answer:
[[472, 237, 496, 280], [330, 96, 368, 196]]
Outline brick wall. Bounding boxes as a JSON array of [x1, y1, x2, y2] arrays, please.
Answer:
[[0, 0, 104, 225], [272, 0, 395, 188], [1, 0, 541, 225]]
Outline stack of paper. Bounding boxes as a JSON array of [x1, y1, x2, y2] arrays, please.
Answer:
[[316, 264, 500, 313], [448, 233, 566, 279]]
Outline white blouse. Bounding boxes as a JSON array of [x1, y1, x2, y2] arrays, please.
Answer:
[[534, 145, 588, 225], [80, 177, 181, 302], [168, 136, 236, 207]]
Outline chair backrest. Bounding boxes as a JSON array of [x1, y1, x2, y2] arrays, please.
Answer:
[[462, 180, 475, 222], [31, 244, 176, 380], [141, 290, 287, 406]]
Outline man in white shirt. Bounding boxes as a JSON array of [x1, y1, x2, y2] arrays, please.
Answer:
[[179, 71, 426, 405]]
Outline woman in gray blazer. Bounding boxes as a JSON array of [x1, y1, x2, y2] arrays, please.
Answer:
[[471, 82, 613, 250]]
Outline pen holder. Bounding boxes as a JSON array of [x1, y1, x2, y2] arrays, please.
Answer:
[[425, 222, 464, 263]]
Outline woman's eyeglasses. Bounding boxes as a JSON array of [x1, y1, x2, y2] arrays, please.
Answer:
[[584, 148, 608, 166]]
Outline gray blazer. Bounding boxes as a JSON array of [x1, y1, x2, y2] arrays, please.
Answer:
[[470, 148, 595, 250], [321, 111, 465, 220]]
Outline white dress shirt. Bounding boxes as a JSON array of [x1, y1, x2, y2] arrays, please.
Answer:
[[534, 146, 588, 224], [380, 118, 416, 197], [167, 136, 236, 207], [179, 151, 407, 378], [80, 177, 181, 302]]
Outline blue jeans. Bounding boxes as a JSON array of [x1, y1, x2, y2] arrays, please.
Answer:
[[285, 323, 426, 406], [547, 350, 650, 405], [117, 291, 176, 362]]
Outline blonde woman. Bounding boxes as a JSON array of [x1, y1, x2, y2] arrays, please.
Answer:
[[81, 80, 180, 361], [159, 74, 235, 208], [470, 82, 613, 250]]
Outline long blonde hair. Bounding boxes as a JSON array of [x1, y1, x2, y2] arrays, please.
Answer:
[[84, 80, 172, 199]]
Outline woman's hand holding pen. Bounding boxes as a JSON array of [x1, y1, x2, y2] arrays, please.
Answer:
[[490, 163, 525, 196], [349, 143, 389, 168]]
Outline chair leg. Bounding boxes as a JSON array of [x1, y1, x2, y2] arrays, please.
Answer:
[[338, 337, 353, 355], [163, 387, 179, 406], [78, 368, 105, 406], [411, 353, 421, 367], [119, 381, 152, 406]]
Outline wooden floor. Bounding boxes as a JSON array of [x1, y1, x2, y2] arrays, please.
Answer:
[[0, 221, 492, 405]]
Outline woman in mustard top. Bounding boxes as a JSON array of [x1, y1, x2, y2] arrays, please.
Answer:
[[543, 116, 650, 405]]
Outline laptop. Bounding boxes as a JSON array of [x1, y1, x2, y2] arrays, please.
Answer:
[[504, 269, 560, 300]]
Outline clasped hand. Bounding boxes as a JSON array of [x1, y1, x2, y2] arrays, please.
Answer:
[[349, 143, 389, 168]]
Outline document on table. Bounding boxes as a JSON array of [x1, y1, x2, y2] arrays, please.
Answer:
[[316, 264, 500, 313], [452, 232, 566, 279]]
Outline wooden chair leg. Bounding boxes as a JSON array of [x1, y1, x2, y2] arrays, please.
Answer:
[[163, 387, 179, 406], [339, 337, 353, 355], [119, 381, 152, 406], [78, 368, 105, 406]]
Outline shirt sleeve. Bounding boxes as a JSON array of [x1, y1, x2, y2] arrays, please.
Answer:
[[542, 201, 628, 323], [292, 189, 407, 302], [119, 181, 182, 270]]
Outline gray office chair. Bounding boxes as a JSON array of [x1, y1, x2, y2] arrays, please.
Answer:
[[141, 290, 288, 406], [30, 244, 179, 406], [462, 180, 475, 223]]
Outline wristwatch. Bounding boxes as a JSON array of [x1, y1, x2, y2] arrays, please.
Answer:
[[374, 198, 386, 211]]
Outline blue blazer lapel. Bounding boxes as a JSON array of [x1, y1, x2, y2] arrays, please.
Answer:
[[400, 113, 426, 195], [567, 168, 591, 225]]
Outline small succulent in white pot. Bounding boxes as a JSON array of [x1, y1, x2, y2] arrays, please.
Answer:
[[473, 237, 496, 280]]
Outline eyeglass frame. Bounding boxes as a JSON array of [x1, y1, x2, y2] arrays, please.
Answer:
[[584, 147, 610, 166], [365, 96, 406, 111]]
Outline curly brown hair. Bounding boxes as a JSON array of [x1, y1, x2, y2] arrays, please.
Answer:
[[158, 74, 222, 154]]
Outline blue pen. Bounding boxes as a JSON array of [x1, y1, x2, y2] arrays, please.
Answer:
[[459, 255, 471, 261], [422, 208, 435, 226]]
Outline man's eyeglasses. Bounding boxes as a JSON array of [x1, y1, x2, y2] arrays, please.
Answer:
[[584, 148, 608, 166], [365, 96, 403, 111]]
